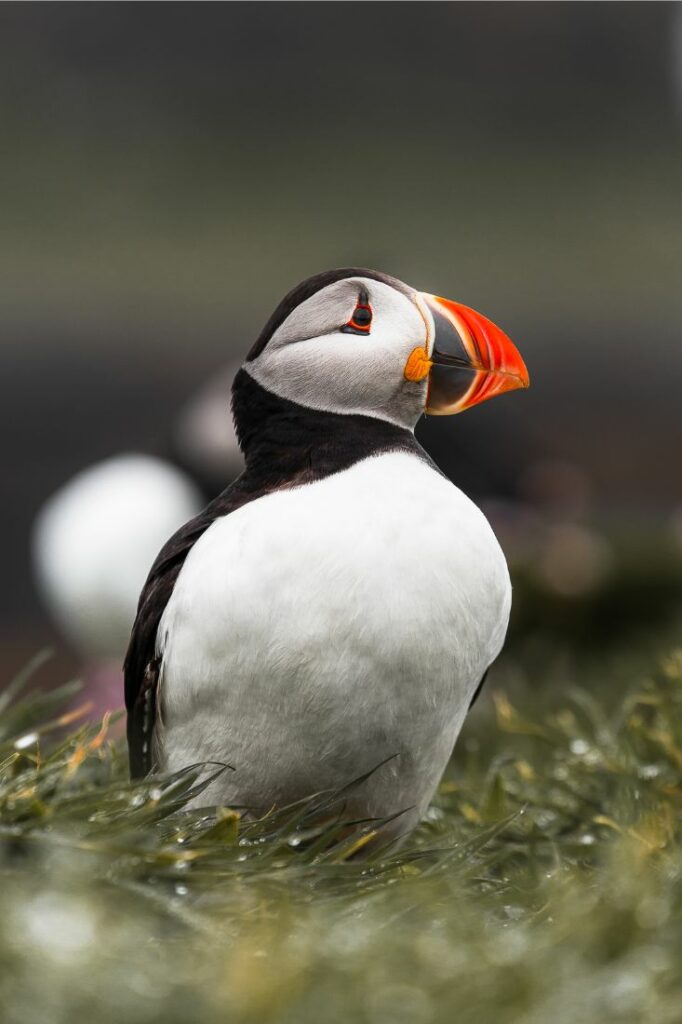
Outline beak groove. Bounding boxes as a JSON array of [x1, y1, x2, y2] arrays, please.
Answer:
[[420, 294, 529, 415]]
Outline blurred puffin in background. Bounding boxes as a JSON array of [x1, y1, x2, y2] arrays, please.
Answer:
[[32, 455, 203, 719], [173, 362, 244, 496], [126, 268, 529, 842]]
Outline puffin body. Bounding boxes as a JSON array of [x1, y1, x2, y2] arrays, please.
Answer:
[[126, 269, 529, 840], [159, 448, 509, 827]]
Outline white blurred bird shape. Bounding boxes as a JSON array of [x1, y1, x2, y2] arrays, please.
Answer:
[[33, 454, 202, 719]]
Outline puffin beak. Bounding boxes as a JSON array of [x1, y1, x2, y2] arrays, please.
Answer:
[[405, 294, 530, 415]]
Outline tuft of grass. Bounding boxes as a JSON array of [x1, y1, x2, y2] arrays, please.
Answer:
[[1, 650, 681, 1023]]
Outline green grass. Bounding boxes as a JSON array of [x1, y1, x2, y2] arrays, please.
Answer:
[[1, 648, 681, 1024]]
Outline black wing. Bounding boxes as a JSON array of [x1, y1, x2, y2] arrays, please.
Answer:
[[468, 667, 489, 710], [124, 508, 220, 777]]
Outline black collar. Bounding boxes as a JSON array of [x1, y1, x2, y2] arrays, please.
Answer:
[[231, 367, 427, 488]]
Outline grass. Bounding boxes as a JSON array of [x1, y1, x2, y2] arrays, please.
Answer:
[[1, 647, 681, 1024]]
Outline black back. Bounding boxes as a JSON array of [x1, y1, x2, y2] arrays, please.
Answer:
[[124, 369, 432, 776]]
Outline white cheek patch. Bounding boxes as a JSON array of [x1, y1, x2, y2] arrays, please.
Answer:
[[246, 277, 430, 429]]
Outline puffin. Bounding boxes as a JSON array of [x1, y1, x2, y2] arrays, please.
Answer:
[[33, 454, 203, 718], [125, 268, 529, 841]]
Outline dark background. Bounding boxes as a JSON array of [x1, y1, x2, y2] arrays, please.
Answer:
[[2, 2, 681, 675]]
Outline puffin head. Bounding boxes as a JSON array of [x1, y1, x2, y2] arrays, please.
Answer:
[[242, 268, 529, 431]]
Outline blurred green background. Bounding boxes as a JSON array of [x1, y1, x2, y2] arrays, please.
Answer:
[[1, 2, 681, 675], [1, 10, 682, 1024]]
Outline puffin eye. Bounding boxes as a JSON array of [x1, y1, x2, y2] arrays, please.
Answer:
[[341, 293, 373, 335]]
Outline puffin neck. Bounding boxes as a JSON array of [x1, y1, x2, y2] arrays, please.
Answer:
[[231, 368, 418, 484]]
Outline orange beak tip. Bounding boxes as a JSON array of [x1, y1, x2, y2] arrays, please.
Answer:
[[421, 293, 529, 413]]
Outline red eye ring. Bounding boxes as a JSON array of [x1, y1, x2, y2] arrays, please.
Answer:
[[341, 300, 372, 335]]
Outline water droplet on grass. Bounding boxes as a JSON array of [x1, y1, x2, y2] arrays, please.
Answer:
[[14, 733, 38, 750]]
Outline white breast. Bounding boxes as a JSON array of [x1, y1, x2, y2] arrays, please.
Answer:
[[157, 451, 511, 831]]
